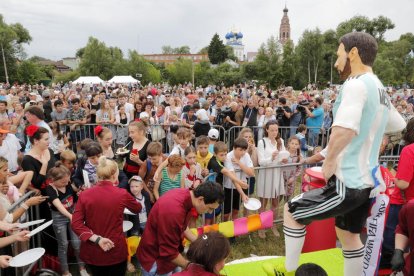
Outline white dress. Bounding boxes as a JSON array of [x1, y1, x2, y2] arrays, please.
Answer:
[[257, 137, 286, 198]]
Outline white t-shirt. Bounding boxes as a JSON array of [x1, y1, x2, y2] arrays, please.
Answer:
[[223, 151, 253, 189], [0, 134, 22, 172], [170, 145, 186, 158], [136, 195, 147, 224], [116, 102, 134, 116]]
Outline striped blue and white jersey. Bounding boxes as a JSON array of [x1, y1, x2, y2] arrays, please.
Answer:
[[332, 73, 405, 189]]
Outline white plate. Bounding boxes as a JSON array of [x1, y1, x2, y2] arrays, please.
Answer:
[[310, 166, 322, 172], [26, 220, 53, 237], [124, 208, 136, 215], [116, 149, 130, 155], [243, 198, 261, 211], [123, 221, 133, 232], [18, 219, 45, 229], [278, 150, 290, 162], [9, 247, 45, 267]]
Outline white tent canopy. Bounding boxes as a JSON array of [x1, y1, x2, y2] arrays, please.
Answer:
[[72, 76, 105, 84], [108, 75, 140, 84]]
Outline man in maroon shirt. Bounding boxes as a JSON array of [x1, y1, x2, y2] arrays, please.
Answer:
[[137, 181, 224, 276]]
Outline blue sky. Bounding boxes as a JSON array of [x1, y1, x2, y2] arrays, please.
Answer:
[[1, 0, 412, 60]]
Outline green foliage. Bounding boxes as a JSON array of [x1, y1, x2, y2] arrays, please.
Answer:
[[127, 50, 161, 85], [16, 60, 46, 84], [208, 33, 228, 64], [54, 70, 81, 84], [0, 14, 32, 83], [165, 58, 192, 85], [161, 45, 191, 54], [336, 15, 395, 42], [78, 37, 114, 79]]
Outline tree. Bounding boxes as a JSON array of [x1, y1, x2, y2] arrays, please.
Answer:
[[207, 33, 227, 64], [281, 40, 298, 87], [78, 37, 113, 80], [225, 46, 238, 61], [296, 29, 324, 85], [162, 45, 191, 54], [0, 14, 32, 83], [16, 60, 46, 84], [127, 50, 161, 84], [336, 15, 394, 42], [165, 58, 192, 85], [161, 45, 174, 54]]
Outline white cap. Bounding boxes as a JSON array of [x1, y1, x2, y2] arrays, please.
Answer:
[[139, 112, 150, 119], [208, 128, 219, 140], [195, 109, 209, 121]]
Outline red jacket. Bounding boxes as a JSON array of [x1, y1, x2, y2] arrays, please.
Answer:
[[71, 180, 141, 266], [137, 188, 193, 274], [173, 263, 218, 276]]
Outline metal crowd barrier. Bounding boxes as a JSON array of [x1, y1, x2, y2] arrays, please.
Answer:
[[4, 191, 47, 276], [201, 162, 305, 226], [226, 126, 331, 152]]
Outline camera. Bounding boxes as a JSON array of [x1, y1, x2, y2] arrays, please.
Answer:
[[215, 107, 233, 129], [276, 106, 285, 115], [296, 100, 310, 113]]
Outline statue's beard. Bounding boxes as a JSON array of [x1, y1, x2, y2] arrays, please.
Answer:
[[339, 58, 351, 80]]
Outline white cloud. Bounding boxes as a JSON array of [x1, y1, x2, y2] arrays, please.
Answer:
[[1, 0, 412, 60]]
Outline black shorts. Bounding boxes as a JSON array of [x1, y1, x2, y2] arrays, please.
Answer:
[[243, 177, 255, 196], [224, 188, 241, 214], [287, 176, 371, 233]]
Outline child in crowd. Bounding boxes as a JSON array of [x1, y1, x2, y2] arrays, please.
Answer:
[[206, 141, 248, 225], [59, 149, 77, 192], [167, 125, 179, 153], [182, 146, 203, 189], [207, 129, 219, 154], [295, 124, 312, 157], [223, 138, 253, 222], [153, 154, 185, 200], [174, 232, 231, 276], [182, 146, 203, 228], [166, 111, 180, 149], [128, 176, 151, 236], [170, 127, 192, 157], [196, 135, 213, 178], [282, 137, 303, 201], [48, 121, 69, 160], [127, 180, 151, 273], [138, 141, 167, 204], [46, 163, 88, 276], [72, 142, 103, 188], [238, 128, 258, 217]]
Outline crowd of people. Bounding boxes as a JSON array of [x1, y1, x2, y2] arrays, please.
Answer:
[[0, 33, 413, 276]]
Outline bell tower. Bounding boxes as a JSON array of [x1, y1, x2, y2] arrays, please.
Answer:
[[279, 4, 291, 46]]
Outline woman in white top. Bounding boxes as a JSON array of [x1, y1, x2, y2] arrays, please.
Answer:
[[257, 107, 276, 141], [115, 104, 131, 146], [257, 120, 286, 238]]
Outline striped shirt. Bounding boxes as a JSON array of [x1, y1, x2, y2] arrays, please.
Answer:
[[159, 167, 182, 197], [332, 73, 405, 189]]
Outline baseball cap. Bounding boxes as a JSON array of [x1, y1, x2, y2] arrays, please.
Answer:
[[139, 112, 150, 119], [196, 109, 209, 121], [208, 129, 219, 140], [128, 175, 143, 184], [29, 92, 37, 96], [0, 128, 9, 134]]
